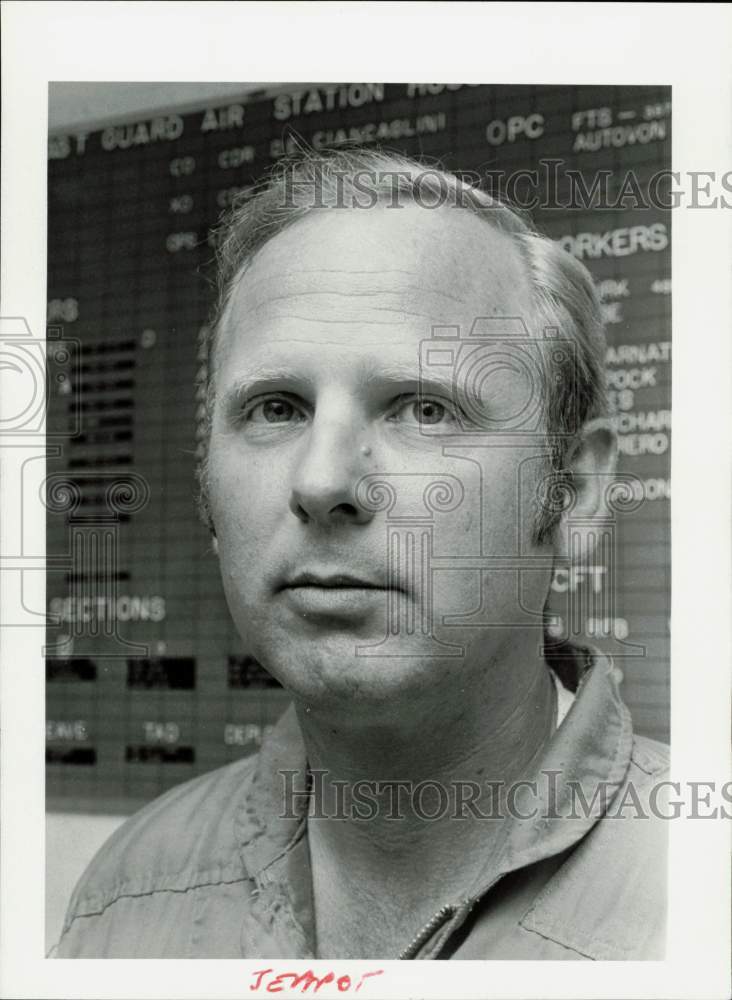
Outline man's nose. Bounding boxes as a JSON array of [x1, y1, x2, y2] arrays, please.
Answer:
[[288, 412, 374, 527]]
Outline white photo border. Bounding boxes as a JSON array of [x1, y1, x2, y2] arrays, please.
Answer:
[[1, 2, 731, 998]]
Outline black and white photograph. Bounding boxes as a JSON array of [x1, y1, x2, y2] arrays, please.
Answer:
[[1, 3, 730, 998]]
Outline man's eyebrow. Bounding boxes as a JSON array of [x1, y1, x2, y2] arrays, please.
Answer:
[[220, 363, 463, 403], [359, 363, 458, 398], [219, 367, 305, 407]]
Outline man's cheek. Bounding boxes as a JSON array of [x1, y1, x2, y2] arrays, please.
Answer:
[[208, 462, 262, 533], [516, 453, 553, 550], [432, 569, 482, 620]]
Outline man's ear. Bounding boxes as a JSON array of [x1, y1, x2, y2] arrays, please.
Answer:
[[553, 417, 618, 562]]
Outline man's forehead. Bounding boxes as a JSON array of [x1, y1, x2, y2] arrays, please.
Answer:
[[218, 204, 532, 356]]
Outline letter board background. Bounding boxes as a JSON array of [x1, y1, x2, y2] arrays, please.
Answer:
[[46, 83, 671, 813]]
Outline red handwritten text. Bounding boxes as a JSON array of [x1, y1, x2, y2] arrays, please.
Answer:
[[250, 968, 384, 994]]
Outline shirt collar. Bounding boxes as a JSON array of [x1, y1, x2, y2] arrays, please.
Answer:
[[472, 649, 633, 892], [235, 702, 310, 878], [236, 647, 633, 891]]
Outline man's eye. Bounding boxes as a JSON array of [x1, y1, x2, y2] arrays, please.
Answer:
[[245, 397, 305, 424], [391, 396, 455, 426]]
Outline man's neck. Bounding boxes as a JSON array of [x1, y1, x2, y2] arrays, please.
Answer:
[[294, 637, 557, 958]]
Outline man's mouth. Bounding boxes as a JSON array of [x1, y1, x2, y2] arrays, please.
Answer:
[[282, 571, 390, 591], [278, 569, 404, 619]]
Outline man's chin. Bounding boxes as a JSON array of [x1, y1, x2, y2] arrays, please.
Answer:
[[260, 632, 460, 713]]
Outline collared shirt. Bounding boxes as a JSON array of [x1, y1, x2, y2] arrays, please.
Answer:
[[55, 650, 669, 960]]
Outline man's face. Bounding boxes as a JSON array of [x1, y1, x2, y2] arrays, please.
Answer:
[[207, 203, 556, 719]]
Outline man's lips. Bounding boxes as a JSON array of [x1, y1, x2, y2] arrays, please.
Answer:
[[277, 570, 403, 620], [280, 571, 394, 591]]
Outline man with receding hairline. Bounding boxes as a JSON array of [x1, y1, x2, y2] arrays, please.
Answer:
[[57, 150, 668, 961]]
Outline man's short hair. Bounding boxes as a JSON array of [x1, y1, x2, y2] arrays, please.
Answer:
[[196, 148, 609, 545]]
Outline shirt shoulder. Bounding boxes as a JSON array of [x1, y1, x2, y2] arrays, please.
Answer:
[[60, 754, 257, 936], [520, 733, 670, 960]]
